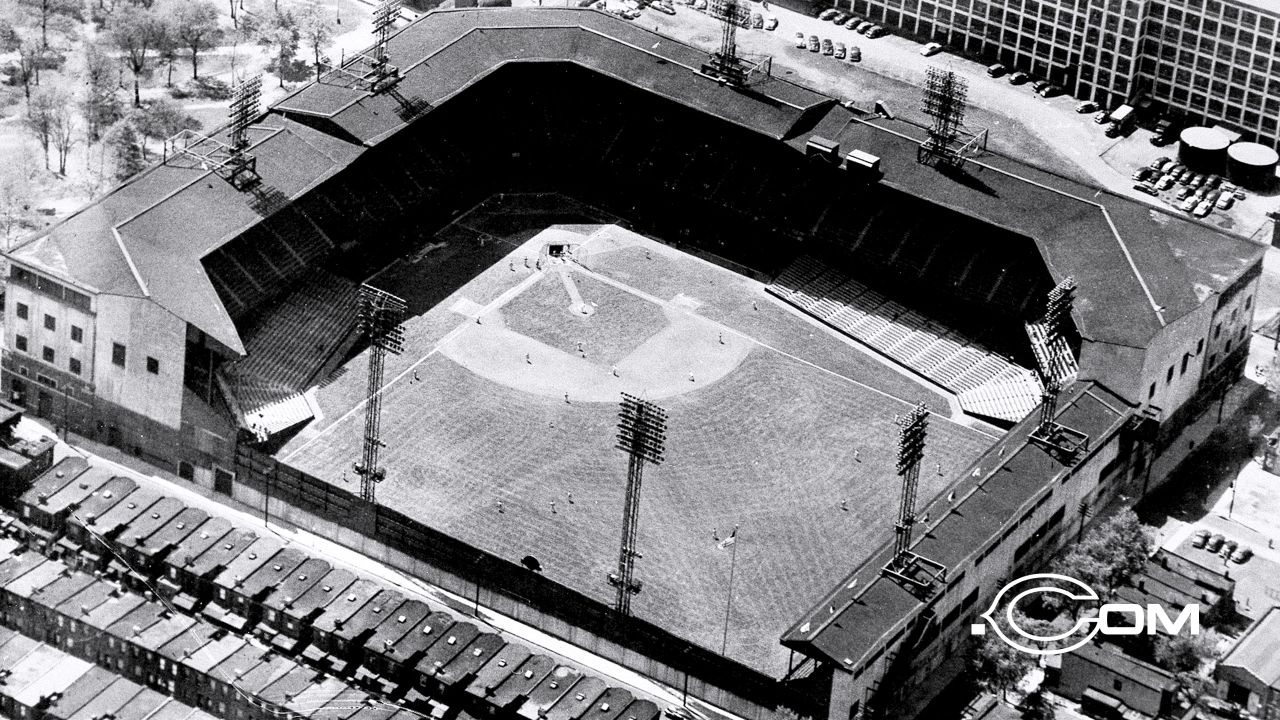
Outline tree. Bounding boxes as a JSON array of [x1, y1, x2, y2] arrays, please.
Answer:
[[15, 40, 41, 101], [18, 0, 82, 49], [1152, 633, 1215, 674], [49, 90, 76, 175], [134, 99, 201, 142], [169, 0, 222, 80], [0, 167, 34, 249], [0, 19, 20, 52], [106, 120, 146, 181], [81, 42, 123, 142], [299, 3, 335, 80], [110, 4, 165, 107], [257, 9, 300, 87], [24, 87, 59, 169], [1021, 689, 1055, 720], [967, 634, 1035, 701]]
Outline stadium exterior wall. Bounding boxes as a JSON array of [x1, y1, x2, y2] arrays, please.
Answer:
[[226, 443, 819, 720], [830, 402, 1146, 720]]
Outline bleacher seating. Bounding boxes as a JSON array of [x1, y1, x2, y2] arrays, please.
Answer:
[[767, 256, 1035, 402], [218, 269, 362, 434]]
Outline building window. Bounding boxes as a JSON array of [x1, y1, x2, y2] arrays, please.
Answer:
[[1148, 382, 1156, 399], [146, 357, 159, 375], [69, 358, 81, 375], [1246, 296, 1253, 309], [71, 325, 83, 343], [1214, 322, 1222, 339], [1197, 339, 1204, 354], [112, 343, 126, 368], [178, 461, 195, 480], [1240, 326, 1248, 341], [1113, 679, 1123, 691], [1166, 366, 1174, 384], [1209, 353, 1217, 367], [15, 303, 27, 320], [43, 314, 55, 331], [15, 335, 27, 352], [42, 347, 54, 364]]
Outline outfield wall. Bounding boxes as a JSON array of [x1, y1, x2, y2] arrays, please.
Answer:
[[229, 442, 825, 720]]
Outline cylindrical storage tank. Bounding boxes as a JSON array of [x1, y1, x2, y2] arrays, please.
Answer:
[[1178, 126, 1231, 174], [1227, 142, 1279, 190]]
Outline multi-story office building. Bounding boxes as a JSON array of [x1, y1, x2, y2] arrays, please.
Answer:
[[843, 0, 1280, 146]]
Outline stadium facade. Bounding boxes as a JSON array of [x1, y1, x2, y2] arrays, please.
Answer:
[[835, 0, 1280, 146], [0, 8, 1264, 720]]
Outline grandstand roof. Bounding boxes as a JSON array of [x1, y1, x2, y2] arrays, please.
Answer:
[[781, 381, 1131, 671], [5, 7, 1258, 358]]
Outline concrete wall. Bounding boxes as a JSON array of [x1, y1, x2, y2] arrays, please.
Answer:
[[3, 275, 97, 396], [91, 295, 187, 429], [1139, 300, 1216, 415]]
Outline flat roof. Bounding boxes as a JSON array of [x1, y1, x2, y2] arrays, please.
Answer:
[[164, 516, 234, 571], [106, 601, 168, 640], [785, 382, 1131, 670], [28, 571, 97, 609], [64, 676, 144, 720], [212, 535, 284, 590], [284, 676, 359, 718], [44, 666, 122, 720], [491, 654, 557, 708], [334, 588, 405, 643], [545, 676, 609, 720], [181, 632, 245, 674], [2, 643, 67, 701], [231, 652, 297, 695], [362, 598, 432, 658], [187, 526, 258, 578], [416, 620, 480, 678], [140, 506, 209, 559], [37, 464, 115, 517], [1067, 642, 1175, 692], [579, 687, 635, 720], [517, 665, 583, 719], [265, 557, 331, 613], [437, 632, 507, 689], [113, 496, 186, 552], [68, 476, 138, 529], [236, 546, 308, 599], [112, 687, 172, 720], [312, 577, 381, 635], [80, 590, 146, 632], [18, 456, 89, 507], [157, 624, 213, 664], [0, 552, 55, 589], [4, 559, 69, 600], [10, 655, 93, 708], [465, 638, 531, 699], [1220, 606, 1280, 689], [131, 613, 197, 652], [392, 611, 456, 666], [90, 486, 162, 537]]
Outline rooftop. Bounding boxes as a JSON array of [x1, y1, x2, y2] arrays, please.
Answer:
[[1220, 606, 1280, 689]]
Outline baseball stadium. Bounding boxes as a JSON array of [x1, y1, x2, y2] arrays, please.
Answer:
[[0, 7, 1265, 720]]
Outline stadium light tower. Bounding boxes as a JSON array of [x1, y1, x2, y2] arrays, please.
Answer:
[[917, 66, 985, 168], [353, 285, 407, 504], [163, 74, 263, 190], [609, 393, 667, 615], [881, 403, 947, 596], [321, 0, 401, 93], [1027, 277, 1089, 461], [702, 0, 751, 86]]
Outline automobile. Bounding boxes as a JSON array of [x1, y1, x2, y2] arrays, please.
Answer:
[[1031, 79, 1051, 93], [764, 15, 778, 29], [795, 31, 807, 48], [1008, 71, 1029, 85], [808, 35, 820, 51], [1222, 181, 1238, 193], [818, 8, 840, 20], [1205, 189, 1222, 204], [831, 11, 849, 23], [1133, 183, 1158, 196], [653, 2, 676, 12], [1193, 173, 1209, 188], [822, 38, 834, 55], [1180, 196, 1199, 212], [1150, 157, 1171, 171], [1132, 167, 1153, 181], [1206, 533, 1225, 552], [1175, 185, 1193, 200], [834, 42, 846, 59], [1037, 84, 1064, 97], [844, 16, 863, 28], [855, 21, 874, 33], [693, 0, 706, 9], [1191, 529, 1211, 548], [1169, 163, 1186, 177], [1105, 122, 1122, 138], [847, 45, 861, 61], [1216, 194, 1235, 210], [1206, 175, 1223, 189], [920, 42, 943, 56], [1231, 545, 1253, 564], [866, 25, 888, 37], [1093, 110, 1110, 124], [1075, 101, 1100, 114], [1156, 174, 1176, 190], [1221, 539, 1239, 558], [1234, 190, 1247, 200], [986, 63, 1007, 78], [750, 12, 763, 27], [1194, 200, 1213, 217]]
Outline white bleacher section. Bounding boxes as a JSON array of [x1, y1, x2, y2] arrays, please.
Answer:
[[218, 269, 361, 437], [768, 256, 1042, 422]]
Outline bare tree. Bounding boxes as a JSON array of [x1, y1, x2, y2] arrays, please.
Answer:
[[24, 88, 58, 169], [110, 4, 165, 107], [15, 40, 41, 101], [299, 3, 335, 80], [50, 90, 76, 175], [169, 0, 223, 79], [18, 0, 81, 49], [0, 167, 34, 249]]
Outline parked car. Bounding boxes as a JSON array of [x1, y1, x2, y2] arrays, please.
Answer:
[[986, 63, 1007, 77], [1075, 101, 1100, 114], [1169, 163, 1186, 178], [808, 35, 820, 51], [1156, 174, 1176, 190], [1105, 122, 1123, 138], [795, 31, 807, 48], [1216, 194, 1235, 210], [1194, 200, 1213, 217], [1206, 175, 1223, 189], [764, 15, 778, 29], [1093, 110, 1110, 124], [1191, 529, 1211, 548], [1008, 71, 1029, 85], [830, 11, 849, 23], [847, 45, 861, 61], [654, 2, 676, 13], [818, 8, 840, 20], [1175, 185, 1193, 200], [1191, 173, 1208, 188], [821, 38, 834, 55], [844, 16, 863, 28], [920, 42, 943, 56], [1031, 79, 1051, 93], [855, 21, 874, 33], [1134, 183, 1158, 196], [750, 12, 763, 27], [693, 0, 707, 9], [1132, 167, 1153, 181], [866, 25, 887, 37], [1222, 181, 1238, 193], [1221, 539, 1239, 558], [1206, 533, 1225, 552], [1180, 196, 1199, 212], [1151, 157, 1172, 170], [834, 42, 846, 59], [1231, 545, 1253, 564]]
